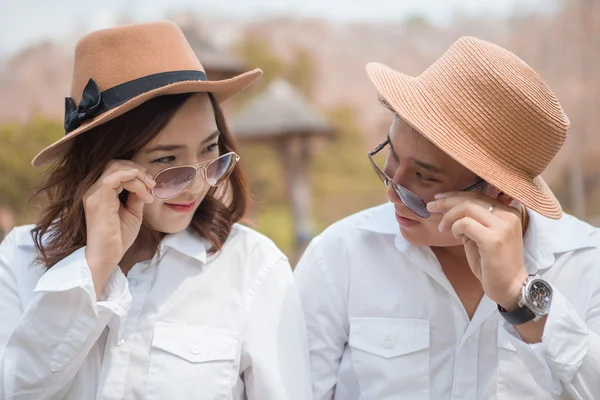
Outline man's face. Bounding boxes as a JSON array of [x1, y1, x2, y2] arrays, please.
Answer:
[[382, 117, 495, 247]]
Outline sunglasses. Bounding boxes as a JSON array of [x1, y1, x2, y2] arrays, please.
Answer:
[[368, 139, 487, 218], [151, 152, 240, 201]]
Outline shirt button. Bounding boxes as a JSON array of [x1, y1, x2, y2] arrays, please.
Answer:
[[382, 340, 393, 349], [117, 338, 125, 347], [463, 338, 470, 347], [191, 344, 200, 354]]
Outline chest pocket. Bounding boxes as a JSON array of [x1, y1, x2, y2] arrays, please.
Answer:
[[146, 322, 239, 400], [349, 317, 430, 400]]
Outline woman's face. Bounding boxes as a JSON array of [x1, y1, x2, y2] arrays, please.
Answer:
[[384, 117, 498, 247], [131, 93, 220, 234]]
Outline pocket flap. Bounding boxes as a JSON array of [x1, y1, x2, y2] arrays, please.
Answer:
[[152, 322, 238, 363], [349, 317, 430, 359]]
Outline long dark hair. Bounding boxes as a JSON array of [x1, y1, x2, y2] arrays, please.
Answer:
[[32, 93, 249, 270]]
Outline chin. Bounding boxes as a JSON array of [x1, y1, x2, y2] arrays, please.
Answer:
[[157, 224, 190, 234], [144, 216, 193, 235], [400, 225, 461, 247]]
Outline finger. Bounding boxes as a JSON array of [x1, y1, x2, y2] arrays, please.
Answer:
[[105, 159, 145, 172], [438, 201, 499, 232], [121, 178, 154, 204], [100, 170, 153, 203], [102, 161, 154, 189], [427, 194, 499, 214], [123, 186, 148, 218], [450, 216, 491, 244]]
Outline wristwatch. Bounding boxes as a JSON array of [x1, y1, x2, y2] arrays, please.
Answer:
[[498, 274, 553, 325]]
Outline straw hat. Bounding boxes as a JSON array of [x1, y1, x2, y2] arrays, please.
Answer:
[[366, 36, 569, 219], [32, 21, 262, 167]]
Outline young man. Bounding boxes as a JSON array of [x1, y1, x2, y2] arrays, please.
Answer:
[[295, 36, 600, 399]]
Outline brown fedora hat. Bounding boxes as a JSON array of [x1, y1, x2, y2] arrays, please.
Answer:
[[366, 36, 569, 219], [32, 21, 262, 167]]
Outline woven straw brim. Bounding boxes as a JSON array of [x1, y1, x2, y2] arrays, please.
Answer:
[[31, 68, 261, 167], [366, 62, 562, 219]]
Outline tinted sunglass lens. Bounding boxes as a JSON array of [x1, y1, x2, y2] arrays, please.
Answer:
[[152, 166, 196, 199], [393, 185, 430, 218], [205, 154, 237, 186]]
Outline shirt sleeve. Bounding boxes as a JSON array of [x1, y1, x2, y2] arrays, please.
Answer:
[[0, 228, 131, 400], [502, 278, 600, 399], [294, 238, 349, 400], [241, 256, 313, 400]]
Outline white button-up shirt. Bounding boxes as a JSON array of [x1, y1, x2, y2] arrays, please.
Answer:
[[294, 203, 600, 399], [0, 224, 312, 400]]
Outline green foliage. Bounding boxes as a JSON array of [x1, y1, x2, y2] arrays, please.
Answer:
[[237, 105, 387, 254], [0, 115, 62, 223], [238, 143, 286, 205], [254, 203, 295, 256], [285, 48, 316, 100], [233, 38, 317, 104], [311, 106, 387, 231], [233, 35, 385, 255], [233, 37, 286, 108]]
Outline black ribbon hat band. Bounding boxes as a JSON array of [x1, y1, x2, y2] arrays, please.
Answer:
[[64, 70, 208, 134]]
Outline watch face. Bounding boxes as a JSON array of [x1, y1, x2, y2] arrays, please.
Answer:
[[526, 279, 553, 315]]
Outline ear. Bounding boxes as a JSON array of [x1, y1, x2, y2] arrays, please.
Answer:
[[483, 185, 514, 207], [497, 192, 515, 207]]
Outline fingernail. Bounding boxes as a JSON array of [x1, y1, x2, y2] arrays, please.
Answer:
[[128, 168, 139, 173], [434, 193, 449, 199], [426, 201, 436, 210], [145, 175, 156, 187], [438, 222, 443, 232]]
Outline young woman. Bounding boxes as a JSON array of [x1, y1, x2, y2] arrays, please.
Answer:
[[0, 22, 311, 400]]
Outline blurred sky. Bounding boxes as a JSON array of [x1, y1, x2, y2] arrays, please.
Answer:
[[0, 0, 554, 56]]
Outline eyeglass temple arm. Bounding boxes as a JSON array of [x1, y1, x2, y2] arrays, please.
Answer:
[[464, 179, 488, 191], [368, 138, 390, 157]]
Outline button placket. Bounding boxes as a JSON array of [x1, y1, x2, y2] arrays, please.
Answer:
[[99, 262, 154, 400]]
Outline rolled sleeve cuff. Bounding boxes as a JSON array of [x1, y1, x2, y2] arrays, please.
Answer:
[[34, 247, 130, 317], [98, 267, 130, 317], [501, 289, 589, 395]]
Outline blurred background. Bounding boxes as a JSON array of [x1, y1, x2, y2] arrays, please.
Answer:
[[0, 0, 598, 262]]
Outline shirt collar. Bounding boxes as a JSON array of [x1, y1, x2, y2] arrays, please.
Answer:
[[16, 225, 208, 266], [357, 202, 398, 236], [523, 210, 597, 273], [357, 202, 413, 252], [160, 228, 208, 264]]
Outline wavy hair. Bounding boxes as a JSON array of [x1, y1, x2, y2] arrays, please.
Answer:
[[32, 93, 249, 269]]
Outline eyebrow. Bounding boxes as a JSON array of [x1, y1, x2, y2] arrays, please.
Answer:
[[386, 133, 444, 174], [145, 130, 220, 154]]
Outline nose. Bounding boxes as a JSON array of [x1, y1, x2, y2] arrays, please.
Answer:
[[183, 166, 208, 196], [386, 184, 399, 204], [386, 167, 406, 204], [388, 164, 412, 189]]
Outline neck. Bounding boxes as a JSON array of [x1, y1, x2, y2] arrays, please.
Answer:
[[119, 230, 162, 275], [431, 244, 469, 265]]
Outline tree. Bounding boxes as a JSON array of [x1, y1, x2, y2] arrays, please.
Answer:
[[0, 115, 62, 223], [233, 37, 286, 108], [310, 105, 387, 230], [285, 48, 316, 100]]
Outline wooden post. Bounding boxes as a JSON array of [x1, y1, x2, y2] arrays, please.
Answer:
[[276, 134, 313, 262]]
